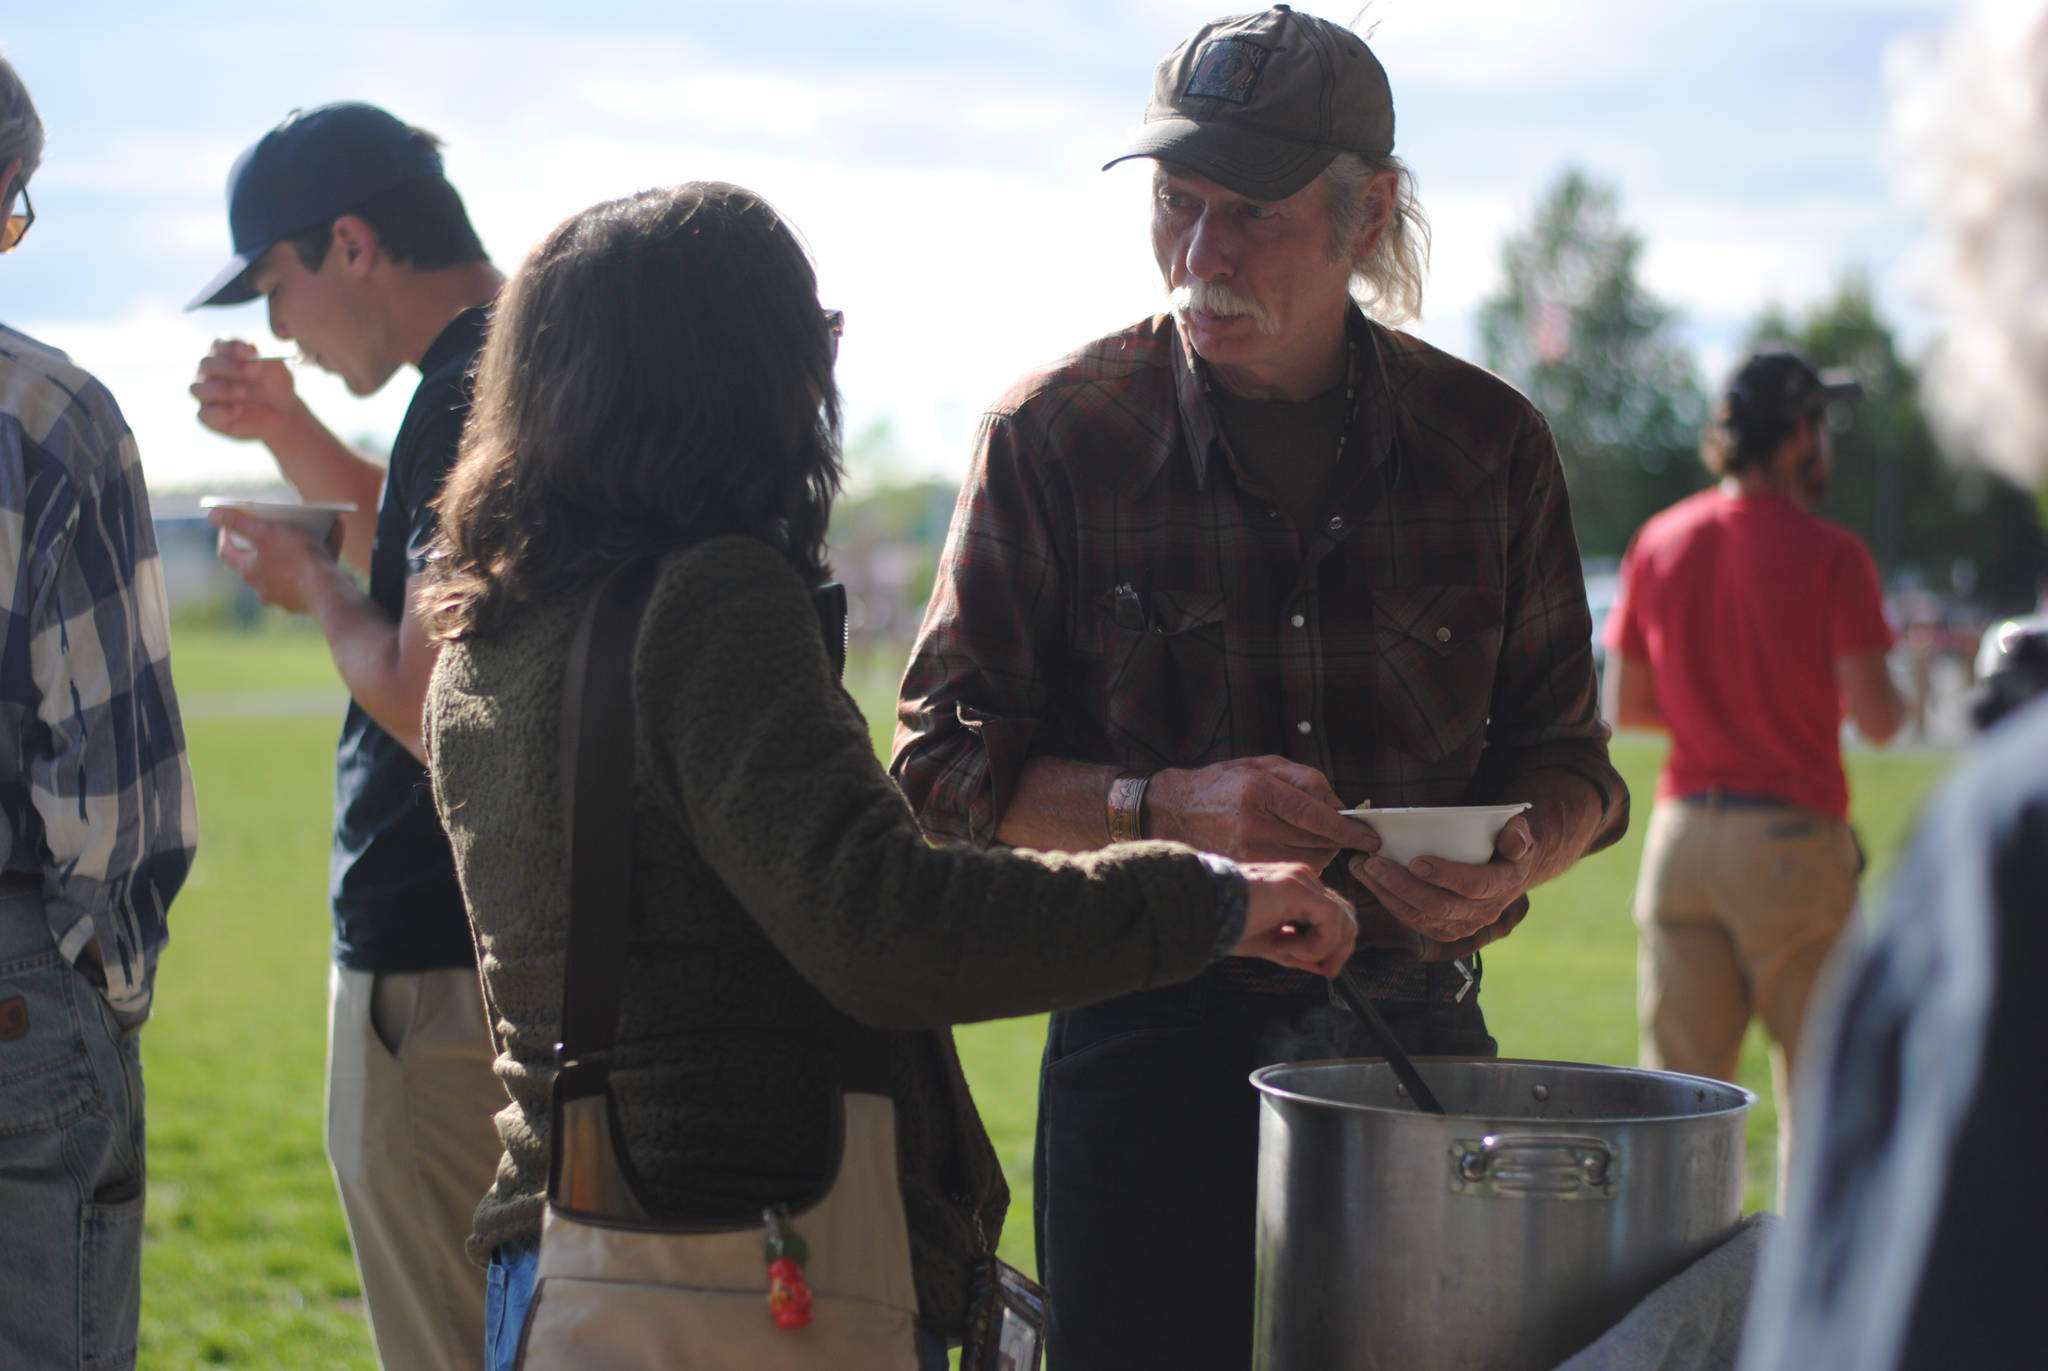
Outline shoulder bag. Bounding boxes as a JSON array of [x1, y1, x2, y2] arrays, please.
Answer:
[[512, 562, 922, 1369]]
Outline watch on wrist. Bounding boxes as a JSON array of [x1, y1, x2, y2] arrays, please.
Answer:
[[1106, 772, 1151, 844]]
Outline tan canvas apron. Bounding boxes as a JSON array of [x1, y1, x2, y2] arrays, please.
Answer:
[[514, 1092, 920, 1368]]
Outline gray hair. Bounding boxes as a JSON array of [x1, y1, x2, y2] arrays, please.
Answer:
[[1894, 0, 2048, 489], [1323, 151, 1430, 325], [0, 53, 43, 191]]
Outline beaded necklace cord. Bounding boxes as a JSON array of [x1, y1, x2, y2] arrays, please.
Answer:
[[1201, 336, 1361, 531]]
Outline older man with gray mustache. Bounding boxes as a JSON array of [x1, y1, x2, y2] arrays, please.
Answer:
[[892, 8, 1627, 1369]]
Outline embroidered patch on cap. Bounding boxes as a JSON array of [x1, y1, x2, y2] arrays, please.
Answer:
[[0, 995, 26, 1042], [1186, 38, 1269, 104]]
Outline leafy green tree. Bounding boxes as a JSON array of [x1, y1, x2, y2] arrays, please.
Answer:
[[1479, 169, 1709, 558], [1751, 276, 2045, 611]]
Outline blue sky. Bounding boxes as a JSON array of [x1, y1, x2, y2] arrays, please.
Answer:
[[4, 0, 1957, 490]]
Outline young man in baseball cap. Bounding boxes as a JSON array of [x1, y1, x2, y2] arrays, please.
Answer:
[[893, 10, 1624, 1368], [1605, 345, 1904, 1203], [186, 102, 504, 1371]]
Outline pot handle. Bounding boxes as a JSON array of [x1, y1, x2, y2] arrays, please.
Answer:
[[1450, 1134, 1617, 1199]]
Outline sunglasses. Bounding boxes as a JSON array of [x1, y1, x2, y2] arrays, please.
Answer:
[[823, 308, 844, 362], [0, 185, 30, 254]]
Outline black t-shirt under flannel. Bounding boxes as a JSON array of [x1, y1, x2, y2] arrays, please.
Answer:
[[329, 306, 487, 972]]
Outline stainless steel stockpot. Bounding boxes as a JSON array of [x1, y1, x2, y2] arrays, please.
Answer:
[[1252, 1058, 1754, 1371]]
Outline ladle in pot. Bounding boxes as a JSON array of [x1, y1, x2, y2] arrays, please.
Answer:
[[1329, 968, 1447, 1115]]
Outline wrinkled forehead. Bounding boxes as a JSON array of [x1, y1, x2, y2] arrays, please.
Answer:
[[1149, 160, 1310, 209], [1150, 161, 1355, 243]]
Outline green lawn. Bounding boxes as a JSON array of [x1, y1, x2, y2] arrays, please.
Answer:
[[144, 632, 367, 1367], [136, 626, 1955, 1365]]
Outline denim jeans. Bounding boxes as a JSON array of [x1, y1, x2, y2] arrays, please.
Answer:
[[0, 889, 147, 1371], [1035, 961, 1496, 1371], [485, 1241, 952, 1370], [484, 1243, 538, 1371]]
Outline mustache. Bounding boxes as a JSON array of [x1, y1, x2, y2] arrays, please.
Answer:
[[1169, 280, 1280, 336]]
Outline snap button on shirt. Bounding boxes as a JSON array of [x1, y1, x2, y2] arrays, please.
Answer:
[[1290, 614, 1306, 628], [1437, 626, 1452, 643], [1296, 720, 1313, 735]]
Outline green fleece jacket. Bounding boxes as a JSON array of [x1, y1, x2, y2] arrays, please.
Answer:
[[425, 534, 1227, 1338]]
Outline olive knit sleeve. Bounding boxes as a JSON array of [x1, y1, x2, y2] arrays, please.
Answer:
[[636, 537, 1223, 1029]]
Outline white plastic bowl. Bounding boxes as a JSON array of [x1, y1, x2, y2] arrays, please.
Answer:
[[1337, 802, 1533, 867], [199, 496, 356, 542]]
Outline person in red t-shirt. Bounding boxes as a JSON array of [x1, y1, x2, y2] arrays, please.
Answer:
[[1604, 347, 1905, 1200]]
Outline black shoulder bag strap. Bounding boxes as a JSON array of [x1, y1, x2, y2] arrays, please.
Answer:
[[548, 558, 660, 1218]]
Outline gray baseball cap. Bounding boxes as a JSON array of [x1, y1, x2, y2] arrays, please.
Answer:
[[1103, 5, 1394, 200]]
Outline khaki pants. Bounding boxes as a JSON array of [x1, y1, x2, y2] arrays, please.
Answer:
[[327, 964, 506, 1371], [1633, 797, 1861, 1202]]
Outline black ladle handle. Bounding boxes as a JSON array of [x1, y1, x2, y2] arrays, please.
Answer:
[[1331, 969, 1448, 1115]]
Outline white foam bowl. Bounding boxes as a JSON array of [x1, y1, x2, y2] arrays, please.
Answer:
[[199, 496, 356, 542], [1337, 802, 1533, 867]]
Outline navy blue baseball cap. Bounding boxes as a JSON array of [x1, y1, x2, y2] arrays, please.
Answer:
[[187, 102, 445, 310], [1722, 347, 1863, 432]]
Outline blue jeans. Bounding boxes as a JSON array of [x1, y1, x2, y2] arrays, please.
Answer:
[[1036, 962, 1496, 1371], [0, 889, 147, 1370], [486, 1241, 951, 1370], [484, 1243, 538, 1371]]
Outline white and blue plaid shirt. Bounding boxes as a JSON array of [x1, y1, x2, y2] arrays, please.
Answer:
[[1, 323, 197, 1024]]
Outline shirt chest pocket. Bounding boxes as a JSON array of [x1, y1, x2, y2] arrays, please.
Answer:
[[1094, 587, 1230, 769], [1371, 585, 1504, 764]]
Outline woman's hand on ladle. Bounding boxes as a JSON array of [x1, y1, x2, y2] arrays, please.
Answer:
[[1232, 863, 1358, 978]]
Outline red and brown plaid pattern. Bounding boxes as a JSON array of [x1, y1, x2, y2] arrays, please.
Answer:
[[892, 311, 1626, 995]]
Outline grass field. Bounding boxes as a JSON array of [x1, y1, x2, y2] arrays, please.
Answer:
[[136, 625, 1954, 1367]]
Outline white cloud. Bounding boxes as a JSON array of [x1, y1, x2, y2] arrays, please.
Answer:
[[36, 131, 245, 198], [575, 70, 886, 146], [1636, 196, 1906, 318], [1409, 191, 1521, 321]]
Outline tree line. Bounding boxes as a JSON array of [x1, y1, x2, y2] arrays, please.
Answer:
[[1479, 168, 2046, 612]]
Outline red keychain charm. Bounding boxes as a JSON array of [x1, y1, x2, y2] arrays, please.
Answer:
[[764, 1208, 814, 1330]]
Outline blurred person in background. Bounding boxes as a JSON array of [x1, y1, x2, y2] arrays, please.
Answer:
[[1604, 346, 1905, 1199], [184, 103, 504, 1370], [893, 9, 1626, 1367], [419, 181, 1359, 1370], [1738, 2, 2048, 1367], [0, 52, 198, 1370]]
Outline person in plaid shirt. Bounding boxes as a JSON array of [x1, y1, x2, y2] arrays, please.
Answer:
[[892, 10, 1627, 1369], [0, 54, 198, 1371]]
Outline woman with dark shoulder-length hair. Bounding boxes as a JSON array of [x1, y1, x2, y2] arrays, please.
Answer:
[[421, 181, 1357, 1371]]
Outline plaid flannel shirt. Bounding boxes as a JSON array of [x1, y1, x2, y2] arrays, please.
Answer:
[[892, 309, 1626, 985], [1, 325, 197, 1024]]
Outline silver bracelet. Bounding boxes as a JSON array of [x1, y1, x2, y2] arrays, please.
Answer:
[[1106, 772, 1150, 844]]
